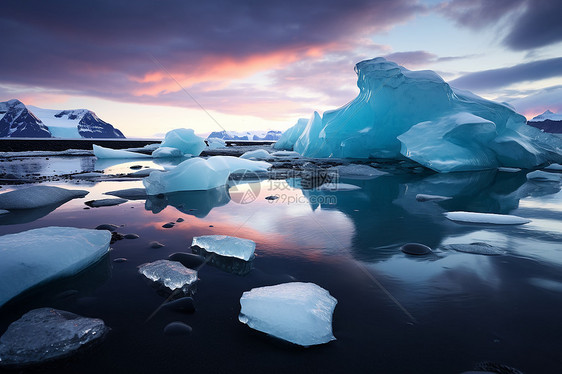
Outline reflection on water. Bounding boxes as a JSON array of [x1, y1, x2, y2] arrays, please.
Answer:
[[1, 156, 562, 373]]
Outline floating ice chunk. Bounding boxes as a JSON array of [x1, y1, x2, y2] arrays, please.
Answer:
[[0, 227, 111, 307], [0, 209, 9, 215], [239, 282, 337, 346], [271, 150, 300, 158], [159, 128, 206, 156], [444, 211, 531, 225], [192, 235, 255, 261], [416, 193, 452, 202], [240, 149, 272, 160], [207, 137, 227, 149], [289, 57, 562, 171], [330, 164, 386, 179], [274, 118, 309, 150], [143, 156, 271, 194], [0, 308, 109, 367], [526, 170, 561, 182], [152, 146, 184, 158], [0, 185, 88, 210], [316, 183, 361, 191], [544, 163, 562, 171], [93, 144, 151, 159], [497, 167, 521, 173], [126, 168, 163, 177], [138, 259, 197, 292]]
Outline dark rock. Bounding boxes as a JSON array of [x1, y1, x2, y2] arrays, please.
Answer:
[[164, 322, 192, 336], [130, 165, 143, 170], [169, 252, 206, 269], [95, 224, 120, 232], [124, 233, 139, 239], [149, 241, 165, 248], [162, 222, 175, 228], [176, 217, 185, 222], [265, 195, 279, 201], [85, 198, 128, 208], [401, 243, 432, 255], [110, 232, 124, 243], [113, 258, 127, 263]]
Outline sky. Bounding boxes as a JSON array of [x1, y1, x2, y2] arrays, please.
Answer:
[[1, 0, 561, 138]]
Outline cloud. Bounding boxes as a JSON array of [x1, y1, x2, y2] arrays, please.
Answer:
[[505, 85, 562, 118], [449, 57, 562, 91], [438, 0, 562, 50], [382, 50, 478, 68], [0, 0, 423, 121]]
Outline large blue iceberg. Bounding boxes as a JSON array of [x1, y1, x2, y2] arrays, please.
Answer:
[[280, 58, 562, 172]]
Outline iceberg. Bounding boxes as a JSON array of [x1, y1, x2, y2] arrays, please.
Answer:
[[191, 235, 255, 261], [159, 128, 206, 156], [151, 146, 184, 158], [444, 211, 531, 225], [206, 137, 227, 149], [93, 144, 151, 159], [273, 118, 309, 150], [138, 259, 197, 293], [0, 227, 111, 307], [0, 185, 88, 210], [0, 308, 109, 368], [239, 282, 337, 346], [143, 156, 271, 194], [288, 58, 562, 172]]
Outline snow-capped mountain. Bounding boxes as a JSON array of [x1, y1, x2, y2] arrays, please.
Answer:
[[530, 110, 562, 122], [208, 130, 282, 141], [0, 99, 125, 138], [527, 110, 562, 134], [0, 99, 52, 138]]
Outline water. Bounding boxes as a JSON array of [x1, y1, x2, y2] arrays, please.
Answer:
[[1, 155, 561, 373]]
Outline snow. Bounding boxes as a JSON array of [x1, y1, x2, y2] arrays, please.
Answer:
[[240, 149, 272, 160], [206, 137, 227, 149], [0, 227, 111, 307], [526, 170, 561, 182], [286, 57, 562, 172], [143, 156, 271, 194], [273, 118, 309, 150], [151, 146, 184, 158], [0, 308, 108, 367], [444, 211, 531, 225], [0, 186, 88, 210], [27, 106, 82, 138], [93, 144, 151, 159], [138, 260, 197, 292], [192, 235, 255, 261], [531, 110, 562, 122], [159, 128, 206, 157], [239, 282, 337, 347]]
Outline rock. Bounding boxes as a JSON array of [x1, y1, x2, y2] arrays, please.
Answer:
[[85, 198, 128, 207], [162, 222, 175, 228], [149, 241, 165, 248], [0, 308, 109, 368], [163, 322, 192, 336], [176, 217, 184, 222], [95, 224, 120, 232], [400, 243, 432, 255], [124, 233, 139, 239], [169, 252, 206, 269], [444, 242, 505, 256]]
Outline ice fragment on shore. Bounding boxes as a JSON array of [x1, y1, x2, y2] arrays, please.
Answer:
[[93, 144, 151, 159], [0, 308, 109, 367], [138, 259, 197, 292], [239, 282, 337, 346], [192, 235, 255, 261], [240, 149, 272, 160]]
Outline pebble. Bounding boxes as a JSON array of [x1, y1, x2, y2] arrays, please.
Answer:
[[162, 222, 175, 228], [164, 322, 192, 336], [169, 252, 206, 269], [176, 218, 185, 222], [150, 241, 165, 248], [401, 243, 432, 255], [124, 233, 139, 239]]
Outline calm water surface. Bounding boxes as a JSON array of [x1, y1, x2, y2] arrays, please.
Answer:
[[0, 156, 561, 373]]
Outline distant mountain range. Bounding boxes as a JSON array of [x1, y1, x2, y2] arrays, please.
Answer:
[[527, 110, 562, 134], [0, 99, 125, 138], [208, 130, 282, 141]]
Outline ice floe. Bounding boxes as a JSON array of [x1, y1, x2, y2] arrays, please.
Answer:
[[240, 149, 272, 160], [239, 282, 337, 346], [0, 185, 88, 210], [0, 227, 111, 307], [138, 259, 197, 293], [444, 211, 531, 225], [93, 144, 151, 159]]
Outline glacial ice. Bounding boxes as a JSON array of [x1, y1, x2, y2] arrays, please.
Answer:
[[544, 163, 562, 171], [239, 282, 337, 346], [271, 150, 301, 158], [444, 211, 531, 225], [287, 57, 562, 172], [329, 164, 386, 179], [152, 146, 184, 158], [0, 227, 111, 307], [143, 156, 271, 194], [93, 144, 151, 159], [526, 170, 561, 182], [0, 308, 108, 367], [192, 235, 255, 261], [138, 259, 197, 292], [159, 128, 206, 156], [206, 137, 227, 149], [0, 185, 88, 210], [415, 194, 452, 202], [273, 118, 309, 150], [240, 149, 272, 160]]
